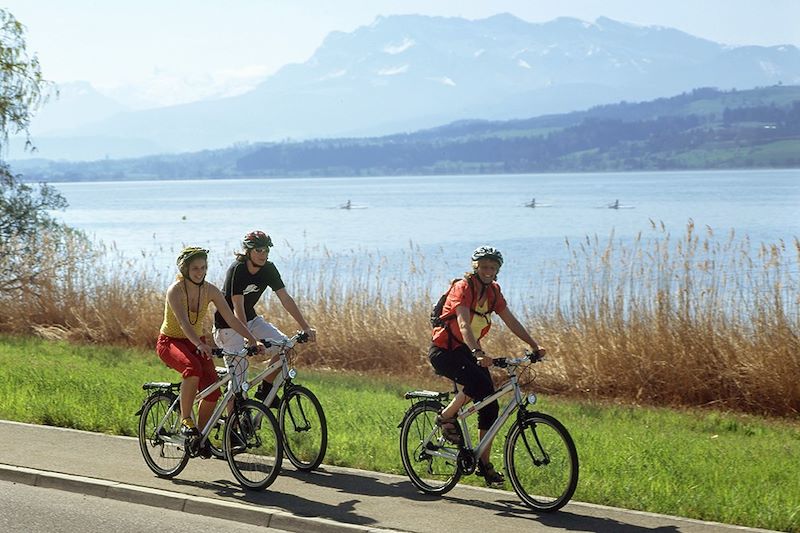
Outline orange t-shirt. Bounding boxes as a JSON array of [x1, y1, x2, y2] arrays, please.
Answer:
[[431, 276, 507, 350]]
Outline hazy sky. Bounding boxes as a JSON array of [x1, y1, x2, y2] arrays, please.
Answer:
[[4, 0, 799, 107]]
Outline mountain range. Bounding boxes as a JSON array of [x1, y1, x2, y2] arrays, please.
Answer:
[[15, 85, 800, 181], [11, 13, 800, 162]]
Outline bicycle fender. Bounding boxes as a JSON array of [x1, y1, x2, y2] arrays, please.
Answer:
[[134, 390, 176, 416], [397, 399, 444, 428], [142, 381, 180, 391]]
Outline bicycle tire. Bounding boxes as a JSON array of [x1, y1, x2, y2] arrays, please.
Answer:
[[225, 399, 283, 490], [279, 385, 328, 471], [137, 392, 189, 478], [399, 400, 462, 495], [504, 412, 579, 512], [206, 417, 226, 459]]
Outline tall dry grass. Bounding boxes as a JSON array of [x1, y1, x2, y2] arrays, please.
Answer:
[[1, 221, 797, 415], [535, 221, 800, 415], [0, 234, 164, 346]]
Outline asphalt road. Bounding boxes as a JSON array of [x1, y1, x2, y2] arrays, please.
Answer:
[[0, 479, 291, 533], [0, 420, 776, 533]]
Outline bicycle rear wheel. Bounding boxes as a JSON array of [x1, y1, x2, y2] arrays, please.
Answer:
[[504, 412, 578, 512], [399, 401, 462, 494], [225, 400, 283, 490], [137, 392, 189, 478], [279, 385, 328, 471]]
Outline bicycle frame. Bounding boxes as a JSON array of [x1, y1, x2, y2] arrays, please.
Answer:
[[430, 357, 535, 467], [150, 350, 248, 447], [219, 334, 302, 408], [146, 332, 306, 451], [244, 343, 296, 405], [400, 351, 578, 511]]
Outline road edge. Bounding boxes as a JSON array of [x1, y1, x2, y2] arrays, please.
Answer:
[[0, 463, 398, 533]]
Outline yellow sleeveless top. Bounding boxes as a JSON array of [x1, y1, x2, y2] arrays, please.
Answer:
[[159, 282, 211, 338], [470, 299, 491, 341]]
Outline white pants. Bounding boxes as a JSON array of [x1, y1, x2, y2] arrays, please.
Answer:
[[212, 316, 288, 388]]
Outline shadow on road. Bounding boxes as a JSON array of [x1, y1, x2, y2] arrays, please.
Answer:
[[466, 496, 681, 533], [168, 467, 681, 533], [168, 474, 378, 528]]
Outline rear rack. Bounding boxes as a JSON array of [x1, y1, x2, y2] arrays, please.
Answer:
[[404, 390, 450, 401]]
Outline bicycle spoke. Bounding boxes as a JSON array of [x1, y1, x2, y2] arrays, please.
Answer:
[[138, 393, 189, 478], [225, 401, 283, 490], [400, 402, 461, 494], [505, 414, 578, 512], [279, 386, 327, 471]]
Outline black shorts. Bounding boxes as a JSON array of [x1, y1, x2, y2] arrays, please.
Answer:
[[428, 344, 494, 400], [428, 344, 498, 429]]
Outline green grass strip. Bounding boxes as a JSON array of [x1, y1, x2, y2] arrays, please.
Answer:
[[1, 335, 798, 532]]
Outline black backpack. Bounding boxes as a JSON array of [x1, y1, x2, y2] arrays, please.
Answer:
[[430, 279, 460, 328], [430, 276, 495, 329]]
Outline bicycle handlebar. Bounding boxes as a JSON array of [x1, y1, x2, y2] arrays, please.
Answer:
[[210, 331, 309, 357], [492, 349, 545, 368], [260, 330, 309, 349], [210, 345, 260, 357]]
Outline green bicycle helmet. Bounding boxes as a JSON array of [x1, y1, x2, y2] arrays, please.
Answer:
[[176, 246, 208, 273]]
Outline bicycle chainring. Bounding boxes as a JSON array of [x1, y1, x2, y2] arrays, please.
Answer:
[[457, 449, 476, 474]]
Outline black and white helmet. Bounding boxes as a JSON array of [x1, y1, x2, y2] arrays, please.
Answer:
[[471, 246, 503, 267]]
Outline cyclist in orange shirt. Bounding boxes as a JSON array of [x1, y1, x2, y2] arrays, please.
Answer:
[[429, 246, 545, 486]]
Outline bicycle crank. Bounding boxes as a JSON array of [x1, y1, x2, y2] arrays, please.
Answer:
[[457, 449, 476, 474]]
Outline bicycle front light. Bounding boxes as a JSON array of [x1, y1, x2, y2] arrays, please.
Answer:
[[527, 393, 537, 406], [288, 368, 297, 379]]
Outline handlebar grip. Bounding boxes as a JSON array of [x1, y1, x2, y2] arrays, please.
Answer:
[[527, 349, 545, 362], [210, 346, 259, 357], [493, 357, 508, 368], [296, 330, 309, 343]]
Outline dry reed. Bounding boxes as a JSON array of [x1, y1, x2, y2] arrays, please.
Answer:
[[1, 221, 797, 416]]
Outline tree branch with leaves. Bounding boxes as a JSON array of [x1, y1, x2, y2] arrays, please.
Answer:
[[0, 8, 80, 298]]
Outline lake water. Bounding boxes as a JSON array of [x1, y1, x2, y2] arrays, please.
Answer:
[[51, 169, 800, 297]]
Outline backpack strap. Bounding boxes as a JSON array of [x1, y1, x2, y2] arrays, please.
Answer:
[[437, 275, 496, 350], [466, 273, 497, 314], [435, 278, 461, 324]]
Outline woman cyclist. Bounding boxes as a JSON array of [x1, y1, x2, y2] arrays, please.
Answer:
[[156, 246, 264, 456], [428, 245, 545, 486]]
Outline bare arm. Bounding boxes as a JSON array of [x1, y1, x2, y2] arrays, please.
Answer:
[[231, 294, 248, 325], [497, 307, 543, 353], [275, 288, 316, 342]]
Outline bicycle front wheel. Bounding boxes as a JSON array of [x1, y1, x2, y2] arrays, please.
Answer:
[[206, 417, 225, 459], [225, 400, 283, 490], [279, 385, 328, 471], [504, 412, 579, 512], [399, 401, 462, 495], [137, 392, 189, 478]]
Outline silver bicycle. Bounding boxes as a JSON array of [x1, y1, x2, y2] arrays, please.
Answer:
[[398, 351, 579, 512], [136, 345, 283, 490], [205, 331, 327, 471]]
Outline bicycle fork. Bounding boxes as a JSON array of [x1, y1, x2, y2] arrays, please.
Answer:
[[517, 412, 549, 467]]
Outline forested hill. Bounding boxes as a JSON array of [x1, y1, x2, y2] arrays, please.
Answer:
[[15, 85, 800, 182]]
